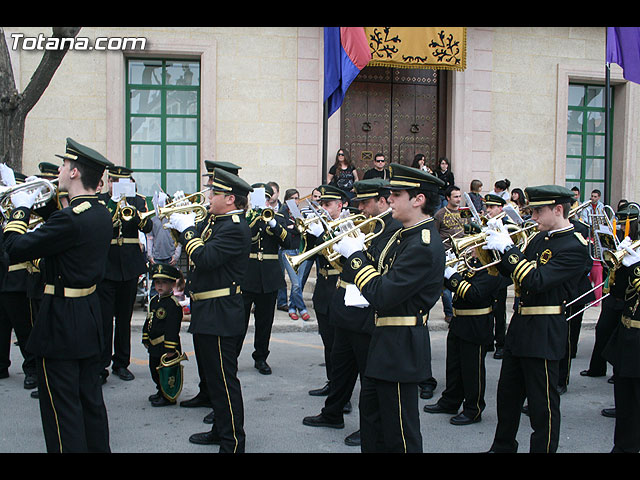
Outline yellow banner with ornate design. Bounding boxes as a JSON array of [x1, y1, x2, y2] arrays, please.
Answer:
[[364, 27, 467, 71]]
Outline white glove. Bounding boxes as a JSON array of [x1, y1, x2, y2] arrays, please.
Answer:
[[0, 164, 16, 186], [483, 227, 514, 254], [268, 218, 277, 228], [111, 193, 123, 203], [11, 187, 43, 209], [444, 265, 458, 279], [167, 212, 196, 233], [306, 221, 325, 238], [332, 231, 366, 258], [622, 243, 640, 267], [618, 236, 632, 251]]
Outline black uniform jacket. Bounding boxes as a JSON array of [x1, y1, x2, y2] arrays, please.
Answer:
[[497, 224, 590, 360], [142, 293, 183, 356], [445, 258, 502, 346], [603, 259, 640, 377], [99, 192, 152, 281], [341, 217, 445, 383], [242, 211, 292, 294], [329, 210, 402, 334], [3, 195, 113, 359], [179, 211, 251, 337]]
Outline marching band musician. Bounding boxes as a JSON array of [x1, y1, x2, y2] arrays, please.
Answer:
[[302, 178, 402, 447], [581, 207, 638, 384], [142, 262, 184, 407], [304, 184, 350, 397], [331, 163, 445, 453], [165, 167, 252, 453], [179, 159, 243, 415], [483, 185, 590, 453], [424, 248, 504, 426], [2, 138, 113, 452], [97, 165, 152, 384], [483, 193, 513, 359], [601, 233, 640, 453], [238, 182, 293, 376]]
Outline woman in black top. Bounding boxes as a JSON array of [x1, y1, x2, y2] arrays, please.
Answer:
[[328, 148, 359, 193], [436, 157, 454, 208]]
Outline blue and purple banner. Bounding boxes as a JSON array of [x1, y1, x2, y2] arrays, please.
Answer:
[[607, 27, 640, 85], [323, 27, 371, 118]]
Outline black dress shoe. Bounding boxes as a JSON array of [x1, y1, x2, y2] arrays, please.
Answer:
[[302, 413, 344, 429], [608, 376, 615, 384], [254, 360, 272, 375], [423, 403, 458, 414], [30, 389, 39, 399], [0, 370, 9, 379], [100, 370, 108, 384], [420, 387, 434, 399], [601, 408, 616, 418], [23, 374, 37, 390], [557, 384, 567, 395], [203, 410, 215, 424], [344, 429, 361, 446], [189, 429, 221, 445], [521, 404, 529, 416], [580, 369, 605, 377], [180, 394, 212, 408], [152, 396, 176, 407], [113, 367, 135, 381], [493, 348, 504, 359], [450, 412, 481, 425], [308, 382, 330, 396], [148, 392, 162, 402], [277, 305, 288, 312], [342, 401, 352, 414]]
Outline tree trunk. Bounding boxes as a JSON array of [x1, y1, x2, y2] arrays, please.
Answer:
[[0, 27, 81, 173]]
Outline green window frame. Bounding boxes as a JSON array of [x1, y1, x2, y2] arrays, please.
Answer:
[[565, 83, 612, 202], [125, 58, 201, 200]]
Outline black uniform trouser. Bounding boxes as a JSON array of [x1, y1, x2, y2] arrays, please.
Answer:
[[586, 295, 622, 376], [98, 277, 138, 371], [559, 304, 585, 388], [0, 291, 36, 376], [321, 326, 370, 421], [359, 376, 422, 453], [491, 351, 561, 453], [437, 330, 487, 420], [36, 354, 110, 453], [315, 311, 335, 383], [612, 373, 640, 453], [193, 333, 245, 453], [493, 287, 507, 349], [149, 354, 161, 392], [239, 290, 278, 362]]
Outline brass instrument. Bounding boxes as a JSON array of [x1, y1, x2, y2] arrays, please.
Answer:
[[602, 239, 640, 270], [285, 213, 385, 274], [451, 221, 538, 273], [247, 207, 275, 225], [0, 177, 58, 212]]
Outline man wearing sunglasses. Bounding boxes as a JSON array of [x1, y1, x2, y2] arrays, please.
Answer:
[[363, 153, 390, 180]]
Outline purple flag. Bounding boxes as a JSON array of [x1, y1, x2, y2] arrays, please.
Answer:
[[607, 27, 640, 84]]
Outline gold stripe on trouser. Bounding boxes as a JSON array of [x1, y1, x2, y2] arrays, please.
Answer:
[[397, 383, 407, 453], [544, 359, 551, 453], [218, 337, 239, 453], [42, 358, 63, 453], [475, 346, 482, 420]]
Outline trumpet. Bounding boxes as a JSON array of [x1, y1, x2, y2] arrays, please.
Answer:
[[601, 239, 640, 270], [451, 221, 538, 273], [0, 177, 58, 212], [286, 214, 385, 274], [247, 207, 275, 224]]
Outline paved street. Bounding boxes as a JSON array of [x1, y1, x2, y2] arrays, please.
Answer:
[[0, 296, 619, 453]]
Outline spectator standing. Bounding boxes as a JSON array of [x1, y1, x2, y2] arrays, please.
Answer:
[[435, 157, 454, 209], [328, 149, 359, 194], [363, 152, 390, 180]]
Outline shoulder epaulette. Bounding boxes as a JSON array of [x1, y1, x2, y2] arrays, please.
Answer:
[[72, 201, 92, 214], [421, 229, 431, 245], [574, 231, 589, 246]]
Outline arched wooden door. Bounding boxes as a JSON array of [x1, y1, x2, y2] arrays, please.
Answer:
[[341, 66, 447, 178]]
